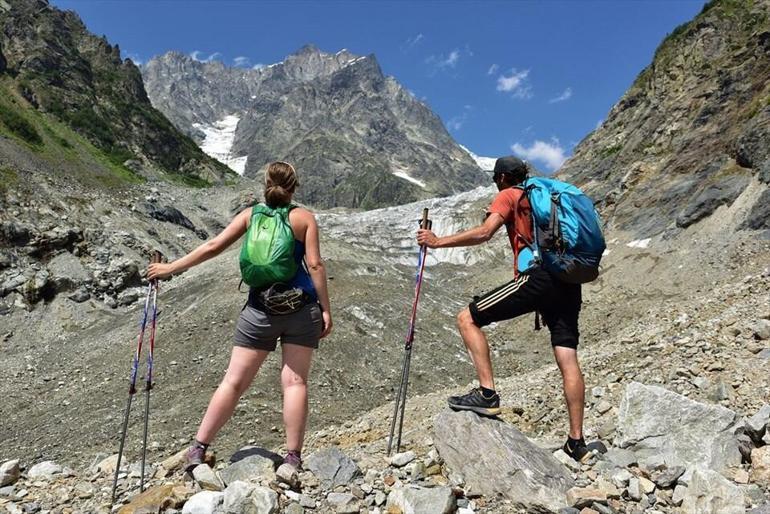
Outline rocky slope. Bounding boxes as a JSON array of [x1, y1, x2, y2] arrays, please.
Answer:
[[559, 0, 770, 237], [1, 0, 770, 513], [0, 0, 231, 184], [142, 47, 484, 209]]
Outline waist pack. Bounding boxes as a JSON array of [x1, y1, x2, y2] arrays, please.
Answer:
[[520, 177, 606, 284], [251, 283, 312, 316]]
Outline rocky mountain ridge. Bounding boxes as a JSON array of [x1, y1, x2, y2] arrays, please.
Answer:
[[142, 46, 484, 209], [559, 0, 770, 238], [0, 0, 231, 185]]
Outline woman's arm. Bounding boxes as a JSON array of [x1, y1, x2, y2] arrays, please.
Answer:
[[147, 208, 251, 280], [302, 211, 333, 338]]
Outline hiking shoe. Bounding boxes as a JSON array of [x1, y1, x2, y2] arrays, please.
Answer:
[[447, 388, 501, 417], [282, 450, 302, 470], [563, 437, 589, 462], [184, 444, 206, 473]]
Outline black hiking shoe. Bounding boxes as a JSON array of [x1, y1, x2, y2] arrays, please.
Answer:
[[447, 388, 501, 417], [563, 436, 589, 462]]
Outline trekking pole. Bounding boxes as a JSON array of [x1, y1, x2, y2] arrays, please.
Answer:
[[140, 250, 162, 493], [110, 251, 161, 505], [387, 208, 431, 456]]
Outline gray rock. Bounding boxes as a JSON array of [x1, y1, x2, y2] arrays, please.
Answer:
[[284, 504, 304, 514], [27, 461, 61, 479], [616, 382, 740, 471], [47, 252, 91, 291], [679, 467, 745, 514], [604, 448, 638, 468], [654, 466, 686, 488], [326, 492, 359, 513], [0, 460, 20, 487], [219, 455, 275, 486], [752, 320, 770, 341], [433, 409, 573, 512], [746, 404, 770, 442], [676, 174, 750, 228], [276, 462, 299, 489], [0, 485, 13, 497], [386, 486, 456, 514], [743, 189, 770, 230], [117, 288, 140, 306], [305, 447, 360, 489], [748, 504, 770, 514], [250, 486, 279, 514], [627, 477, 642, 501], [389, 451, 416, 467], [67, 286, 90, 303], [182, 491, 224, 514], [222, 481, 255, 513], [672, 484, 687, 506], [192, 464, 223, 491]]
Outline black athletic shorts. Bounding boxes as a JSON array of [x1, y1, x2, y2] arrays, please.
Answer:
[[468, 266, 582, 349]]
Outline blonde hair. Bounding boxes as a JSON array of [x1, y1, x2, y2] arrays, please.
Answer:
[[264, 161, 298, 207]]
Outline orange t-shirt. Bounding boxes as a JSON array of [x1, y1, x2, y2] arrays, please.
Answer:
[[487, 187, 534, 275]]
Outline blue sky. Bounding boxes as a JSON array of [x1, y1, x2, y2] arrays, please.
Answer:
[[54, 0, 706, 172]]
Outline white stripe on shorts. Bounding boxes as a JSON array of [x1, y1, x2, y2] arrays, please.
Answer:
[[476, 274, 530, 311]]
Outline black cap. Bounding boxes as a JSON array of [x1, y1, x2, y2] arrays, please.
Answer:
[[492, 156, 527, 176]]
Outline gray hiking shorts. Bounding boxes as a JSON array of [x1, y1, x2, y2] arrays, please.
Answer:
[[234, 302, 322, 351]]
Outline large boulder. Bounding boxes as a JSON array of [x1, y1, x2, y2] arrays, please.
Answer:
[[679, 467, 745, 514], [433, 409, 573, 513], [616, 382, 740, 471]]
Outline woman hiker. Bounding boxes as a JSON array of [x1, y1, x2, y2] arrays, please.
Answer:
[[147, 161, 333, 474]]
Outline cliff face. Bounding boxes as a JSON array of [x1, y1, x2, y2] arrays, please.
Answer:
[[0, 0, 231, 183], [559, 0, 770, 236], [143, 46, 484, 209]]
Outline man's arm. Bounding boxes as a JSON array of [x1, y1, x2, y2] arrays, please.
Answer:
[[416, 212, 505, 249]]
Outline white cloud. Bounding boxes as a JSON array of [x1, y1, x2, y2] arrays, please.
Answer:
[[426, 48, 460, 71], [446, 105, 473, 132], [487, 63, 499, 75], [233, 56, 250, 67], [512, 138, 568, 171], [190, 51, 222, 63], [548, 87, 573, 103], [126, 52, 142, 66], [496, 69, 532, 99], [405, 33, 424, 47], [447, 116, 464, 131]]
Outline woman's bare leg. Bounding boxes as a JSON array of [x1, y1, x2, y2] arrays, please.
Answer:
[[195, 346, 270, 444], [281, 344, 314, 453]]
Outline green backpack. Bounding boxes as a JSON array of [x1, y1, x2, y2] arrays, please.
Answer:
[[239, 204, 297, 288]]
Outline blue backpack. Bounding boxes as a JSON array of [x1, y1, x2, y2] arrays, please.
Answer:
[[519, 177, 606, 284]]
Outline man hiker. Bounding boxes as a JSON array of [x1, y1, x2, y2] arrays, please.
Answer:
[[416, 155, 590, 461]]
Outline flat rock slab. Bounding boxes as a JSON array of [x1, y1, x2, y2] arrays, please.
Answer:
[[219, 455, 275, 486], [616, 382, 740, 471], [433, 409, 573, 513], [305, 447, 360, 489], [386, 486, 456, 514], [182, 490, 223, 514], [117, 483, 191, 514]]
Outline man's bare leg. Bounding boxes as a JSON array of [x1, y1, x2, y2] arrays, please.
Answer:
[[457, 308, 495, 390], [553, 345, 584, 439]]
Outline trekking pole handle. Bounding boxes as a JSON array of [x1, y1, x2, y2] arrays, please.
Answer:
[[420, 208, 430, 230], [150, 250, 163, 265]]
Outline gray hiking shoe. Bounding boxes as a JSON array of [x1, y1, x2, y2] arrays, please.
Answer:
[[447, 387, 501, 417]]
